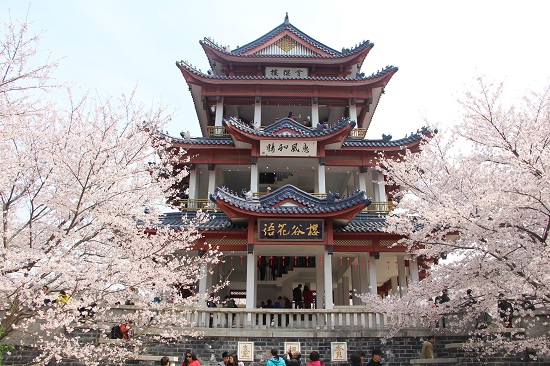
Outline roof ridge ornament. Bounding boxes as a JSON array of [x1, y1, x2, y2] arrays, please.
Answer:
[[284, 12, 289, 25]]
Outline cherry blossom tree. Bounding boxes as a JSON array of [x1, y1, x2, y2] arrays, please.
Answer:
[[1, 18, 222, 365], [362, 78, 550, 357]]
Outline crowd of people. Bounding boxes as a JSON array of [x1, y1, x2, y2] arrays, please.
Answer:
[[157, 347, 385, 366], [432, 288, 536, 330], [255, 283, 315, 317]]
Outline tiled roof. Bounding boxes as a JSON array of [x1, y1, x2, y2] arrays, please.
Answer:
[[201, 30, 373, 59], [210, 184, 371, 214], [156, 131, 234, 145], [333, 212, 388, 232], [157, 126, 432, 148], [344, 127, 433, 147], [159, 211, 247, 231], [230, 15, 373, 57], [158, 211, 387, 232], [225, 117, 355, 138], [176, 61, 397, 81]]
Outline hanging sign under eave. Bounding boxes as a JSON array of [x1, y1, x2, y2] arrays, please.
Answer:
[[258, 219, 324, 241], [260, 140, 317, 157], [265, 66, 309, 79]]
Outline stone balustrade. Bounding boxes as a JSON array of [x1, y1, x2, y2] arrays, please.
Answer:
[[108, 305, 387, 332]]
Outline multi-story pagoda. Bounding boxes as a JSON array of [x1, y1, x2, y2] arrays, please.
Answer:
[[163, 14, 429, 310]]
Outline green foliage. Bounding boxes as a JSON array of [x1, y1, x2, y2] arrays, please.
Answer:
[[0, 328, 14, 366]]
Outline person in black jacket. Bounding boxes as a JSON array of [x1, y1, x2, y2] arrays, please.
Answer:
[[349, 353, 362, 366], [434, 289, 450, 328], [293, 284, 303, 309], [284, 348, 302, 366], [364, 350, 382, 366], [498, 293, 514, 328]]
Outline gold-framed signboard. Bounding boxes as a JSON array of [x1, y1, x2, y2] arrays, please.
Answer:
[[258, 219, 324, 241], [260, 140, 317, 157], [238, 342, 254, 362], [331, 342, 348, 362]]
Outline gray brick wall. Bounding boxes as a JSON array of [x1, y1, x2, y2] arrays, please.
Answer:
[[3, 335, 546, 366]]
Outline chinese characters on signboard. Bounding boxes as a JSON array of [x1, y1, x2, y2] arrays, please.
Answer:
[[260, 140, 317, 157], [259, 219, 324, 241], [265, 66, 308, 79]]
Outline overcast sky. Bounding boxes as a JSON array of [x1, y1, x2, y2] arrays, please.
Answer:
[[3, 0, 550, 139]]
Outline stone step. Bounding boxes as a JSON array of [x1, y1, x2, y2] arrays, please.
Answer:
[[132, 355, 179, 362], [410, 358, 457, 365]]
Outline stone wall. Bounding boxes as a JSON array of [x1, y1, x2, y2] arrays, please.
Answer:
[[3, 334, 547, 366]]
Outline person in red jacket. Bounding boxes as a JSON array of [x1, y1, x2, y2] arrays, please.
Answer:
[[306, 351, 324, 366], [119, 320, 133, 339], [303, 285, 314, 309]]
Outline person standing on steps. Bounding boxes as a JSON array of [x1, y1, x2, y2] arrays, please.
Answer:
[[419, 336, 435, 359], [293, 284, 303, 309]]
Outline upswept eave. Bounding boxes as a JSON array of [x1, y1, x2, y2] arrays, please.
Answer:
[[224, 116, 355, 143], [156, 126, 434, 150], [343, 127, 434, 149], [200, 36, 374, 63], [159, 211, 387, 232], [209, 184, 371, 221], [153, 130, 234, 147], [176, 60, 397, 84]]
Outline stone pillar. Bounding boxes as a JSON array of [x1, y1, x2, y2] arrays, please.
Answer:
[[349, 98, 358, 122], [315, 255, 324, 309], [409, 257, 420, 284], [197, 263, 208, 308], [390, 276, 398, 296], [351, 257, 361, 305], [335, 280, 343, 305], [311, 98, 319, 126], [208, 165, 216, 198], [188, 169, 198, 200], [314, 170, 319, 193], [253, 97, 262, 129], [341, 277, 350, 306], [197, 252, 210, 326], [397, 255, 407, 297], [318, 163, 326, 194], [245, 250, 256, 315], [372, 170, 387, 202], [324, 249, 333, 309], [359, 167, 368, 192], [215, 97, 224, 126], [368, 253, 378, 295], [250, 161, 258, 193], [350, 254, 371, 304]]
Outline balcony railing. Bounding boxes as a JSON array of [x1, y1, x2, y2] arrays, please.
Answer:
[[177, 198, 394, 213], [364, 201, 394, 213], [207, 126, 229, 137], [348, 128, 367, 139], [206, 126, 366, 139], [177, 199, 218, 211]]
